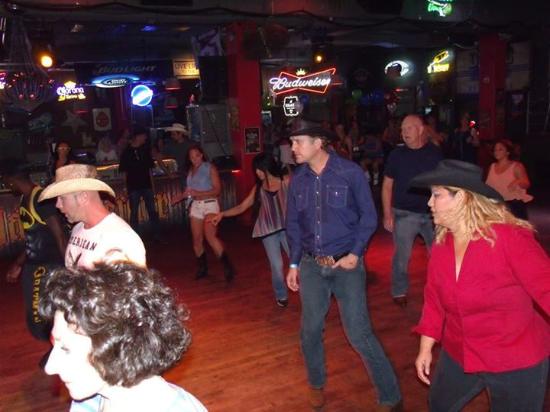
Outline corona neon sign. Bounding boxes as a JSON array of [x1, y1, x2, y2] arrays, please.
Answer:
[[56, 81, 86, 102], [427, 50, 451, 74], [269, 68, 336, 95]]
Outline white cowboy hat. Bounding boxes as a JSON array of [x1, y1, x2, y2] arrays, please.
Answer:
[[164, 123, 189, 134], [39, 164, 115, 201]]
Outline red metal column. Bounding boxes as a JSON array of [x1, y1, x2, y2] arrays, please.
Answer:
[[226, 22, 261, 202], [478, 33, 507, 141]]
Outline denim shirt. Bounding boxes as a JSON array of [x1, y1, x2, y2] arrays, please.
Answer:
[[286, 153, 377, 265]]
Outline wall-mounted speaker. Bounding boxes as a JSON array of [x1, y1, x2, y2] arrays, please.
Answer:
[[199, 56, 228, 103]]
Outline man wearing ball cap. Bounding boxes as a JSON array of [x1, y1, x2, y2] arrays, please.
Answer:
[[40, 163, 146, 269]]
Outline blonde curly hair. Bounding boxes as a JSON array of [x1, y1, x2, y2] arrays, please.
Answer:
[[434, 186, 533, 245]]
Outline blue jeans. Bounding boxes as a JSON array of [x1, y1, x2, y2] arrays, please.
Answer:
[[299, 254, 401, 406], [430, 351, 548, 412], [261, 230, 289, 301], [128, 188, 160, 234], [391, 208, 434, 297]]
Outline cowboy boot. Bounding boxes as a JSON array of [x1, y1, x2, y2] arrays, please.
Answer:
[[219, 252, 235, 282], [196, 253, 208, 279]]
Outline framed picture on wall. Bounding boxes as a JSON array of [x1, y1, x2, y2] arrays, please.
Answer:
[[244, 127, 260, 153]]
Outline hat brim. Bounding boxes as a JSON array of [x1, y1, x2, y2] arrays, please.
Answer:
[[410, 172, 504, 202], [164, 127, 189, 134], [289, 127, 337, 142], [39, 178, 115, 201]]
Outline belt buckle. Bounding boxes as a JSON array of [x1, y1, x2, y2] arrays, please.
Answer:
[[315, 255, 335, 267]]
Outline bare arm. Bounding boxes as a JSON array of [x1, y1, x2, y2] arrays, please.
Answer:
[[381, 176, 394, 232], [222, 186, 256, 218], [6, 250, 25, 282], [512, 162, 530, 190]]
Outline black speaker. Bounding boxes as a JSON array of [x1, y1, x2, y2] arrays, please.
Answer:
[[199, 56, 228, 103]]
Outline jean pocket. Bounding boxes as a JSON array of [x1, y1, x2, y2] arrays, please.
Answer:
[[295, 190, 309, 211], [326, 185, 347, 208]]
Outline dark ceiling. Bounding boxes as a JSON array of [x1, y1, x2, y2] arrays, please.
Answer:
[[1, 0, 549, 67]]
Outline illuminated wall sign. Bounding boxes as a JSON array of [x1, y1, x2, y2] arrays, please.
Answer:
[[0, 72, 6, 90], [283, 95, 300, 117], [426, 0, 453, 17], [56, 81, 86, 102], [91, 74, 139, 88], [131, 85, 153, 106], [427, 50, 452, 74], [173, 60, 199, 79], [269, 68, 336, 95], [384, 60, 411, 77]]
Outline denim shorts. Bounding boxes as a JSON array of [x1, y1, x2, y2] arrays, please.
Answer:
[[189, 199, 220, 219]]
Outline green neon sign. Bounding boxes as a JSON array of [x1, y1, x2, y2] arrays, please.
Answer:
[[426, 0, 453, 17]]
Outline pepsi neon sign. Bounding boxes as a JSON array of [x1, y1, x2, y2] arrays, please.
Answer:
[[269, 68, 336, 95], [92, 74, 139, 88], [131, 85, 153, 106]]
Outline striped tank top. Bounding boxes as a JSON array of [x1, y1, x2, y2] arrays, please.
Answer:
[[252, 179, 288, 238]]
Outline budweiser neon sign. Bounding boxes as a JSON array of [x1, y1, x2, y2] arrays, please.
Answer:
[[269, 68, 336, 95]]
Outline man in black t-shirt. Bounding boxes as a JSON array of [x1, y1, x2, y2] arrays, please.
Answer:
[[1, 159, 67, 340], [119, 127, 160, 238], [382, 115, 443, 307]]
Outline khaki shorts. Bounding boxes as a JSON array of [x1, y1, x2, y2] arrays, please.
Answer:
[[189, 199, 220, 220]]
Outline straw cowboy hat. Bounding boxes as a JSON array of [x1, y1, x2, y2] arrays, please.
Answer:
[[39, 164, 115, 201], [410, 159, 503, 201], [164, 123, 189, 134]]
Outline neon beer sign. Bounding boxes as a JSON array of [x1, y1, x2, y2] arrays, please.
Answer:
[[426, 0, 453, 17], [269, 68, 336, 95], [427, 50, 451, 74], [57, 81, 86, 102]]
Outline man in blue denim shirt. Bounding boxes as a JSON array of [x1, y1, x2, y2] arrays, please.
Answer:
[[286, 126, 402, 411]]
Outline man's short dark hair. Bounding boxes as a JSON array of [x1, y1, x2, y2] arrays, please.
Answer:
[[131, 126, 149, 139], [39, 263, 191, 387]]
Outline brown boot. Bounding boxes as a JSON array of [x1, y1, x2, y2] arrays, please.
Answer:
[[219, 252, 235, 282], [308, 387, 325, 409], [196, 253, 208, 279]]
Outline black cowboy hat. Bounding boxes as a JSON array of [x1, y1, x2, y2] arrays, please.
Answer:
[[410, 159, 504, 201], [288, 126, 337, 143]]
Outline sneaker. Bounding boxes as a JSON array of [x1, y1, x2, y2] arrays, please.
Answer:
[[276, 299, 288, 307]]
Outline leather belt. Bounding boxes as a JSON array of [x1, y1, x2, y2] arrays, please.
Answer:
[[305, 251, 349, 267], [196, 199, 217, 204]]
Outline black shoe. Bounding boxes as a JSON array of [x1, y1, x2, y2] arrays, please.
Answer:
[[276, 299, 289, 308], [219, 252, 235, 282], [195, 253, 208, 279], [392, 295, 407, 308]]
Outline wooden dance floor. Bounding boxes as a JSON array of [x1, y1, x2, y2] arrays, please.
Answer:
[[1, 200, 549, 411]]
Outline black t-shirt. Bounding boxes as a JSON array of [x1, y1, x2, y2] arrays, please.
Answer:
[[384, 143, 443, 213], [119, 144, 155, 191], [21, 187, 63, 264]]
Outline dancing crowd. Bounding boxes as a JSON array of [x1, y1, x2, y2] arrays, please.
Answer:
[[2, 114, 549, 412]]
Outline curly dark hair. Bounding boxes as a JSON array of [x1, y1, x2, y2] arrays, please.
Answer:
[[39, 263, 191, 387]]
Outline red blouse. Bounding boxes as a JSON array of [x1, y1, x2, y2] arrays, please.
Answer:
[[415, 224, 550, 373]]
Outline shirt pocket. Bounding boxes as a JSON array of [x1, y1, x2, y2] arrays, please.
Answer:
[[295, 189, 309, 211], [326, 184, 348, 208]]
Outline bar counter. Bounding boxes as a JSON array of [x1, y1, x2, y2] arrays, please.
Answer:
[[0, 161, 237, 256]]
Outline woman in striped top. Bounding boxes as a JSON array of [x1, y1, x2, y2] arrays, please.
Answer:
[[209, 153, 290, 307]]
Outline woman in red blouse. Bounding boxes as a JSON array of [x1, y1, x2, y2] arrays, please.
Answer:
[[410, 159, 550, 412]]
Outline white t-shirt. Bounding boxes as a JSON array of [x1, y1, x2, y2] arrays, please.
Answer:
[[65, 213, 146, 268]]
